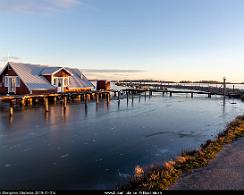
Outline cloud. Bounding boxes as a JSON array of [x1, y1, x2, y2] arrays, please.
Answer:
[[81, 69, 145, 73], [0, 0, 81, 13], [81, 69, 145, 80], [0, 56, 21, 62]]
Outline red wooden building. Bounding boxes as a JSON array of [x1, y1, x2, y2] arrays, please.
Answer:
[[96, 80, 111, 91], [0, 62, 94, 95]]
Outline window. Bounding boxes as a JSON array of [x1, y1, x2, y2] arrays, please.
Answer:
[[64, 77, 68, 86], [16, 77, 20, 87], [4, 76, 8, 87], [52, 77, 69, 87], [3, 76, 20, 87], [53, 78, 58, 86]]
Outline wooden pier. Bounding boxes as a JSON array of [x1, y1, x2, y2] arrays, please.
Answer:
[[116, 82, 244, 98], [120, 89, 215, 98], [0, 90, 110, 116]]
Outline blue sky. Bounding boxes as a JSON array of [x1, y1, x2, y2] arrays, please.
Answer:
[[0, 0, 244, 82]]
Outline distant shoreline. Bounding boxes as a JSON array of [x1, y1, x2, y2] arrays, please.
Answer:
[[115, 80, 244, 85]]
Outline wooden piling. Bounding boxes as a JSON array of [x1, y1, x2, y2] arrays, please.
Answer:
[[84, 94, 87, 105], [28, 98, 33, 106], [107, 92, 110, 102], [84, 93, 87, 102], [191, 92, 193, 98], [118, 91, 120, 101], [34, 98, 39, 104], [44, 97, 49, 112], [53, 96, 57, 104], [88, 93, 91, 101], [20, 98, 25, 106], [77, 94, 81, 101], [170, 92, 172, 97], [96, 93, 99, 104], [90, 93, 94, 101]]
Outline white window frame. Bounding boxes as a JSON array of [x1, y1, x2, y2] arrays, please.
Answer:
[[64, 77, 69, 86], [52, 76, 69, 87], [4, 76, 20, 87], [4, 76, 8, 87], [16, 77, 20, 87]]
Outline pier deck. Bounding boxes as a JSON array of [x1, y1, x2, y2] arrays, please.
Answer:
[[0, 90, 111, 116]]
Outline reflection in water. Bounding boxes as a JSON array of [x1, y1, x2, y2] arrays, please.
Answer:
[[131, 97, 134, 107], [85, 103, 88, 118], [223, 96, 226, 114], [117, 100, 120, 110], [44, 111, 48, 123], [62, 106, 68, 122], [20, 105, 25, 111], [106, 101, 110, 111], [8, 115, 13, 126], [96, 102, 99, 112]]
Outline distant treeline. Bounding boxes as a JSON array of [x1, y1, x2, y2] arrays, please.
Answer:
[[117, 79, 176, 83], [180, 80, 224, 84], [192, 80, 243, 84], [117, 79, 244, 84]]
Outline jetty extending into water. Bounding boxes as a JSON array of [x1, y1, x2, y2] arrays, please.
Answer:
[[116, 81, 244, 99]]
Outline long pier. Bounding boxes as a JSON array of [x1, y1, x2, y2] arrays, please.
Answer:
[[120, 88, 214, 98], [116, 82, 244, 98]]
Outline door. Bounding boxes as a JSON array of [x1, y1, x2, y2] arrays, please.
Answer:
[[57, 78, 64, 92], [8, 77, 16, 94]]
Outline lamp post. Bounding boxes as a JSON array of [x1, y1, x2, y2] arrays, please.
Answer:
[[223, 77, 226, 96]]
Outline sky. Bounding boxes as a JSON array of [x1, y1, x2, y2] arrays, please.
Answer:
[[0, 0, 244, 82]]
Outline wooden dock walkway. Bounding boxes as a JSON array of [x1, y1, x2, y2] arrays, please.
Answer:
[[0, 90, 111, 116], [116, 82, 244, 98], [121, 88, 214, 98]]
